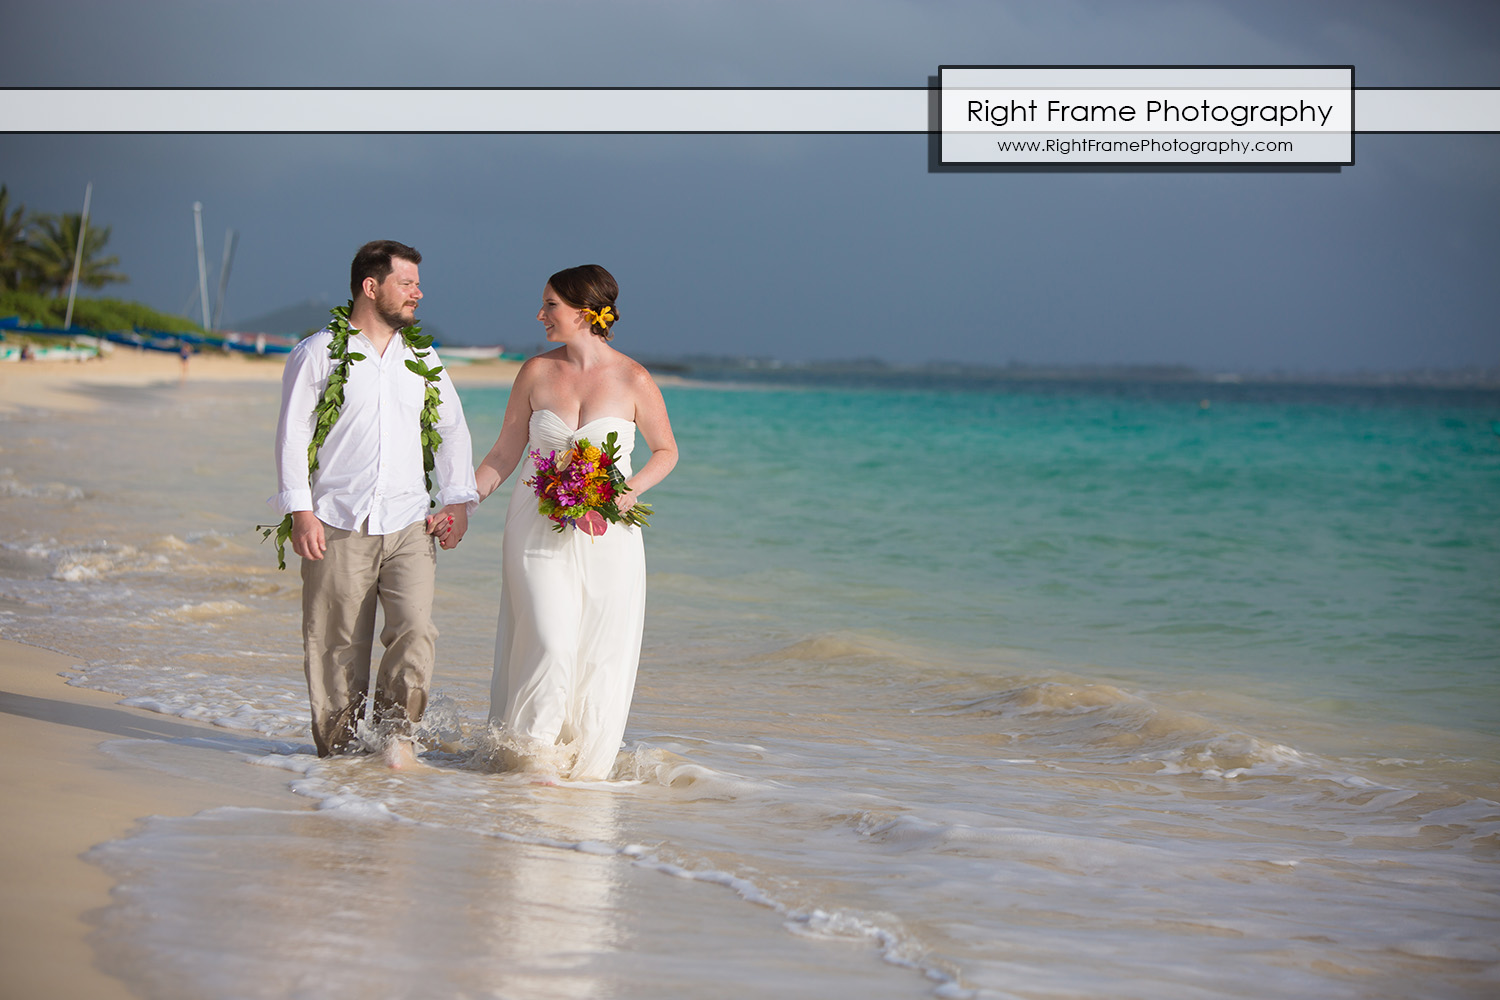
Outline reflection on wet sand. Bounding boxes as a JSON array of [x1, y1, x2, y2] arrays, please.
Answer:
[[474, 791, 626, 999], [88, 791, 628, 1000]]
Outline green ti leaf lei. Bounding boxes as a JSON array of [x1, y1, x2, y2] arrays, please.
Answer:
[[257, 301, 445, 569]]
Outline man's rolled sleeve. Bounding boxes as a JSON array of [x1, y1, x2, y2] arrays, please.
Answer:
[[270, 487, 315, 516]]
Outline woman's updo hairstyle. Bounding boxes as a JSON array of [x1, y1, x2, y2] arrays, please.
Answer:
[[548, 264, 620, 340]]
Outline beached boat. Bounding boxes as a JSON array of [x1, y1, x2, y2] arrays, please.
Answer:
[[439, 345, 529, 362]]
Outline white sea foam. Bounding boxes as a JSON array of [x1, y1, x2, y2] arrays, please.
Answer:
[[247, 752, 320, 773], [305, 790, 407, 820], [1148, 732, 1309, 778], [52, 544, 170, 582], [117, 690, 306, 737], [0, 468, 85, 501], [156, 599, 252, 623], [612, 746, 773, 799], [630, 851, 961, 991]]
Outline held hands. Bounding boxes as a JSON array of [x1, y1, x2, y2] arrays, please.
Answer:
[[290, 505, 465, 560], [426, 504, 469, 550]]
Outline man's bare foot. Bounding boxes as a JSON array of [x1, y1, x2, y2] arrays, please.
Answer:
[[382, 740, 428, 771]]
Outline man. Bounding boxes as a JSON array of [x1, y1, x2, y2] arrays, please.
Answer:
[[270, 240, 478, 768]]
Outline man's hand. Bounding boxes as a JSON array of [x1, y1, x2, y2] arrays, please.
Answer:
[[291, 510, 326, 561], [426, 504, 468, 550]]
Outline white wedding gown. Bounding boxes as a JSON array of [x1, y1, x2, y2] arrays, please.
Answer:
[[489, 409, 647, 780]]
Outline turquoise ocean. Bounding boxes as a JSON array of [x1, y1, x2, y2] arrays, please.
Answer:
[[2, 371, 1497, 998]]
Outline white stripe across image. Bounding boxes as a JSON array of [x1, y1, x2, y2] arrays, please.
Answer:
[[0, 87, 1494, 133]]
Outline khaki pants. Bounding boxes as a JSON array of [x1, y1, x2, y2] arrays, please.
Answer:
[[300, 518, 438, 756]]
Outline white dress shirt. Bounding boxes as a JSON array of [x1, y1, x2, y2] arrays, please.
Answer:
[[270, 327, 480, 534]]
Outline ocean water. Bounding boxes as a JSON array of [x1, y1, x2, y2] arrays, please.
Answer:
[[2, 373, 1497, 999]]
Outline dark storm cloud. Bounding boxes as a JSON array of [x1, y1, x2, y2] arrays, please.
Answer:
[[7, 1, 1498, 87], [2, 1, 1496, 371]]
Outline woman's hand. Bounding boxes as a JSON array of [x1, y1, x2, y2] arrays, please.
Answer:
[[426, 504, 468, 549]]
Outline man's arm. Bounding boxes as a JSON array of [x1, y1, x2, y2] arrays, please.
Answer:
[[270, 339, 327, 559], [427, 360, 480, 549]]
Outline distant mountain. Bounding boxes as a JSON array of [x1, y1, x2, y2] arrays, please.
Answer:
[[229, 297, 447, 342], [228, 298, 337, 337]]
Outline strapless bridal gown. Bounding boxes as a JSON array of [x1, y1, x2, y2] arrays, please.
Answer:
[[489, 409, 647, 780]]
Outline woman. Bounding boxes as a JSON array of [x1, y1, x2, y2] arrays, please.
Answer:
[[469, 265, 678, 780]]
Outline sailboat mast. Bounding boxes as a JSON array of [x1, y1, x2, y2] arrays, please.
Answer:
[[193, 202, 211, 331], [212, 228, 238, 330], [62, 181, 92, 330]]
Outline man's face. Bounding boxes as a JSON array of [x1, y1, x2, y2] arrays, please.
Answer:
[[371, 258, 422, 328]]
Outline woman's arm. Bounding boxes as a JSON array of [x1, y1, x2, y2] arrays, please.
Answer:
[[621, 366, 679, 510], [475, 360, 540, 501]]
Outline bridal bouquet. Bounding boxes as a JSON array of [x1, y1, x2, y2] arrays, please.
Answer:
[[526, 430, 652, 535]]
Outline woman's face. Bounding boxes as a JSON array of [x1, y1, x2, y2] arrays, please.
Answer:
[[537, 284, 585, 341]]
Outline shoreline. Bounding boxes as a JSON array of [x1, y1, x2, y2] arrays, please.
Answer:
[[0, 637, 311, 998]]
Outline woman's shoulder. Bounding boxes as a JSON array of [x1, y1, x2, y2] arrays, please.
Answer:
[[514, 349, 566, 381], [520, 347, 569, 366], [606, 348, 656, 386], [611, 354, 668, 415]]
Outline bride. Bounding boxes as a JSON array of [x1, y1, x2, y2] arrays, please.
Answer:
[[470, 265, 678, 779]]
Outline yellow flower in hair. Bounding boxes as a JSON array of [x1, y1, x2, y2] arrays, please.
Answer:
[[583, 306, 616, 329]]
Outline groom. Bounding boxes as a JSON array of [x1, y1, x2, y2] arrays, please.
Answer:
[[270, 240, 479, 766]]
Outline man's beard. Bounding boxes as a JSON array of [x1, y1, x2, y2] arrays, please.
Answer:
[[377, 302, 416, 329]]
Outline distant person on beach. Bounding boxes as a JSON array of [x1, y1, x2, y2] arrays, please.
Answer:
[[178, 341, 191, 379], [270, 240, 480, 769], [468, 264, 678, 780]]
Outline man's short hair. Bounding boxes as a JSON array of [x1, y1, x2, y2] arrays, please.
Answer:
[[350, 240, 421, 299]]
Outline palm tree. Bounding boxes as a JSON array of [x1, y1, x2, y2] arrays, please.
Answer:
[[0, 185, 29, 291], [21, 212, 128, 297]]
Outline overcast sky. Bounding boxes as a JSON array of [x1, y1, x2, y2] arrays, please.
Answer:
[[2, 0, 1496, 372]]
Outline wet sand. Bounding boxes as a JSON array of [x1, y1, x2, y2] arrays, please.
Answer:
[[0, 638, 311, 999]]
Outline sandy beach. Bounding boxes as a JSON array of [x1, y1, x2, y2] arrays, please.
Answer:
[[0, 349, 522, 994], [0, 346, 522, 413], [0, 638, 313, 999]]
